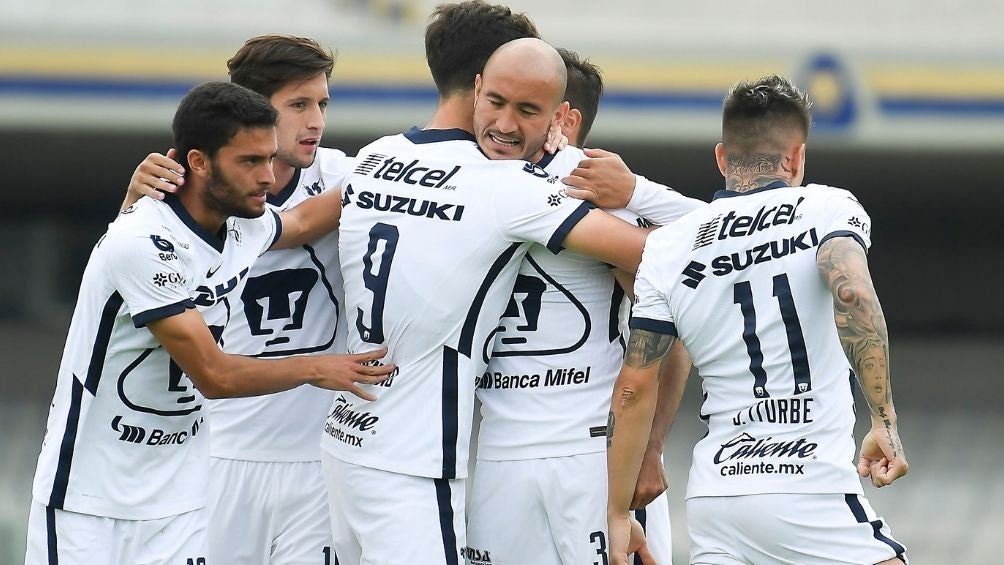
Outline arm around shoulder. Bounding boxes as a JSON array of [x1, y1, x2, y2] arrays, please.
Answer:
[[272, 187, 343, 250], [562, 209, 647, 272]]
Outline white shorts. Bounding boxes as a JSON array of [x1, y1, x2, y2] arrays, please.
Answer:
[[688, 493, 907, 565], [321, 453, 466, 565], [466, 452, 672, 564], [24, 499, 206, 565], [207, 457, 334, 565]]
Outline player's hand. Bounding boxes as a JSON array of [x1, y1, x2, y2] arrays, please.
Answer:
[[543, 118, 568, 154], [310, 348, 396, 402], [610, 514, 657, 565], [631, 448, 668, 509], [858, 426, 909, 488], [129, 149, 185, 201], [561, 148, 636, 208]]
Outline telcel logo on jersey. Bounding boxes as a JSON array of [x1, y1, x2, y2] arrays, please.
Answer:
[[369, 155, 461, 189], [714, 432, 816, 477], [694, 197, 806, 249], [325, 396, 380, 447]]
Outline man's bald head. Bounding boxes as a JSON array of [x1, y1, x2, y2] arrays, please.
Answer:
[[473, 38, 570, 160], [483, 38, 567, 108]]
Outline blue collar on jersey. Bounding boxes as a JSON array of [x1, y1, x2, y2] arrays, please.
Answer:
[[266, 167, 302, 208], [712, 180, 790, 201], [534, 148, 559, 169], [164, 193, 226, 253], [403, 126, 477, 144]]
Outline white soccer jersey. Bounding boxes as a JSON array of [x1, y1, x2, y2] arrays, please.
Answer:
[[477, 146, 704, 460], [31, 196, 280, 520], [321, 128, 593, 479], [209, 148, 353, 462], [631, 181, 872, 498]]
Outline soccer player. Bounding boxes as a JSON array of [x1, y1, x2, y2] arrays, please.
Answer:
[[466, 46, 702, 564], [130, 35, 357, 565], [25, 81, 394, 565], [320, 32, 650, 565], [125, 36, 354, 565], [606, 75, 908, 565]]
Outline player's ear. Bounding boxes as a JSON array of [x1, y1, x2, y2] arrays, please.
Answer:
[[473, 74, 483, 99], [553, 100, 570, 124], [714, 143, 728, 178], [794, 142, 806, 185], [562, 108, 582, 145], [186, 149, 210, 178], [787, 142, 806, 186]]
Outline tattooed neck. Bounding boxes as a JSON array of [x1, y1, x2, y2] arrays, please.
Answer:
[[725, 153, 789, 193]]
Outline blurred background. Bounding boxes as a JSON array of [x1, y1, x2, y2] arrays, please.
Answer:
[[1, 0, 1002, 563]]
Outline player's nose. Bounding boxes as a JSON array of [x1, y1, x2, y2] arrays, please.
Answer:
[[496, 108, 518, 133], [307, 104, 325, 131], [260, 163, 276, 185]]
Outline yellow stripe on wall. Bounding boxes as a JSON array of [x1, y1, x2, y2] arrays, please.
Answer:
[[3, 42, 1004, 100], [864, 66, 1004, 98]]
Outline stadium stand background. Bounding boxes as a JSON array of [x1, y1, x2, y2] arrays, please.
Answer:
[[1, 1, 1002, 562]]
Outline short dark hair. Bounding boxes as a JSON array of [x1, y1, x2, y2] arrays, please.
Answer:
[[425, 1, 539, 96], [172, 82, 278, 170], [227, 35, 335, 99], [558, 47, 603, 146], [722, 75, 812, 153]]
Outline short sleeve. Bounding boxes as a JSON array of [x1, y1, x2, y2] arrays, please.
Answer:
[[102, 232, 195, 328], [818, 190, 872, 252], [628, 231, 677, 336], [490, 167, 594, 254], [234, 210, 282, 256], [627, 176, 706, 226], [318, 150, 355, 189]]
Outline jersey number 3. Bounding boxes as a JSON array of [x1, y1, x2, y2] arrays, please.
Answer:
[[733, 273, 811, 398], [357, 222, 399, 343]]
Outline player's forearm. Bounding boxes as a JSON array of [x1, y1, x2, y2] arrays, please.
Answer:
[[188, 353, 315, 399], [608, 329, 675, 515], [607, 367, 659, 517], [817, 237, 896, 423], [646, 340, 690, 453], [563, 209, 647, 272]]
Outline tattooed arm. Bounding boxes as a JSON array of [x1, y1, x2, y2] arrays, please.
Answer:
[[817, 236, 908, 487], [607, 328, 676, 565], [631, 340, 691, 509]]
